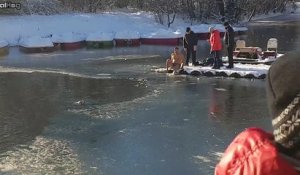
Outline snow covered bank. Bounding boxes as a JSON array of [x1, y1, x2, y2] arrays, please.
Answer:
[[0, 12, 248, 46], [141, 29, 182, 39], [51, 32, 86, 43], [86, 32, 114, 41], [19, 36, 53, 48], [0, 40, 9, 47], [115, 31, 140, 39]]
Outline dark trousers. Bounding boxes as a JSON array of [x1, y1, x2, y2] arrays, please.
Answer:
[[212, 50, 221, 68], [186, 47, 196, 65], [227, 46, 234, 67]]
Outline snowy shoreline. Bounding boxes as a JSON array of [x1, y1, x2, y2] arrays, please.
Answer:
[[250, 2, 299, 23], [0, 12, 247, 47]]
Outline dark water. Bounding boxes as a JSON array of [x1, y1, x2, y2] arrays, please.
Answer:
[[0, 21, 299, 175], [0, 72, 148, 152]]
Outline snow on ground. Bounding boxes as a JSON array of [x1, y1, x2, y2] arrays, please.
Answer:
[[86, 31, 114, 41], [232, 26, 248, 31], [115, 31, 140, 39], [0, 12, 248, 46], [222, 54, 284, 64], [0, 40, 8, 47], [184, 63, 270, 77], [190, 24, 247, 33], [19, 36, 54, 48], [141, 29, 182, 38], [51, 32, 86, 43], [154, 63, 270, 78]]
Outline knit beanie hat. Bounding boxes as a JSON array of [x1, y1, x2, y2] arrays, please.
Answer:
[[223, 22, 229, 27], [266, 51, 300, 152]]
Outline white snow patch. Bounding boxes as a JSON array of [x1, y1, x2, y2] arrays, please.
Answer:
[[141, 29, 182, 38], [185, 63, 270, 77], [215, 88, 227, 91], [115, 31, 140, 39], [193, 155, 211, 163], [0, 40, 8, 47], [0, 66, 108, 80], [233, 27, 248, 31], [19, 36, 53, 48], [188, 24, 223, 33], [51, 32, 86, 43], [186, 24, 248, 33], [86, 31, 114, 41], [0, 13, 248, 46], [222, 54, 284, 64]]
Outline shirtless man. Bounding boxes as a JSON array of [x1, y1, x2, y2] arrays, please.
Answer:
[[166, 47, 185, 73]]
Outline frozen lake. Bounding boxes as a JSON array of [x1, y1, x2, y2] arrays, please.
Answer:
[[0, 21, 299, 174]]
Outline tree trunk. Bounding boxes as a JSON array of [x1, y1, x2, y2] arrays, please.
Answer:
[[248, 8, 256, 22], [186, 0, 196, 21], [224, 0, 235, 23], [167, 12, 176, 28], [215, 0, 225, 17]]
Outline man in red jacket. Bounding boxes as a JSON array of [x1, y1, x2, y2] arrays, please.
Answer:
[[215, 51, 300, 175], [209, 27, 223, 69]]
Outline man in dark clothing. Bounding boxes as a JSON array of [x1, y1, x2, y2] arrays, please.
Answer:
[[224, 22, 235, 69], [183, 27, 198, 66]]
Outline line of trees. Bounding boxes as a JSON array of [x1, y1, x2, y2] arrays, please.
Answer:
[[0, 0, 297, 25]]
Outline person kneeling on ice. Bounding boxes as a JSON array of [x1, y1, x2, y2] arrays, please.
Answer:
[[215, 51, 300, 175], [166, 47, 185, 73]]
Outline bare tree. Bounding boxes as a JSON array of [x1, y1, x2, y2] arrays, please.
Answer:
[[0, 0, 293, 25], [142, 0, 179, 27]]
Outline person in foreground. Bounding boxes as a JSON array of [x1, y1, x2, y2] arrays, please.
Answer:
[[215, 51, 300, 175], [209, 27, 223, 69], [166, 47, 185, 73]]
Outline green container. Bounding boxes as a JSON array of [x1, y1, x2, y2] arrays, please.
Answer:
[[86, 41, 114, 49]]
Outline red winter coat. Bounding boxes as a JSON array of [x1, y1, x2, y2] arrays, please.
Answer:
[[209, 29, 222, 51], [215, 128, 300, 175]]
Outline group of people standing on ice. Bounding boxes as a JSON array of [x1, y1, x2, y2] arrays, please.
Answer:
[[166, 22, 300, 175], [166, 22, 235, 72], [207, 21, 235, 69]]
